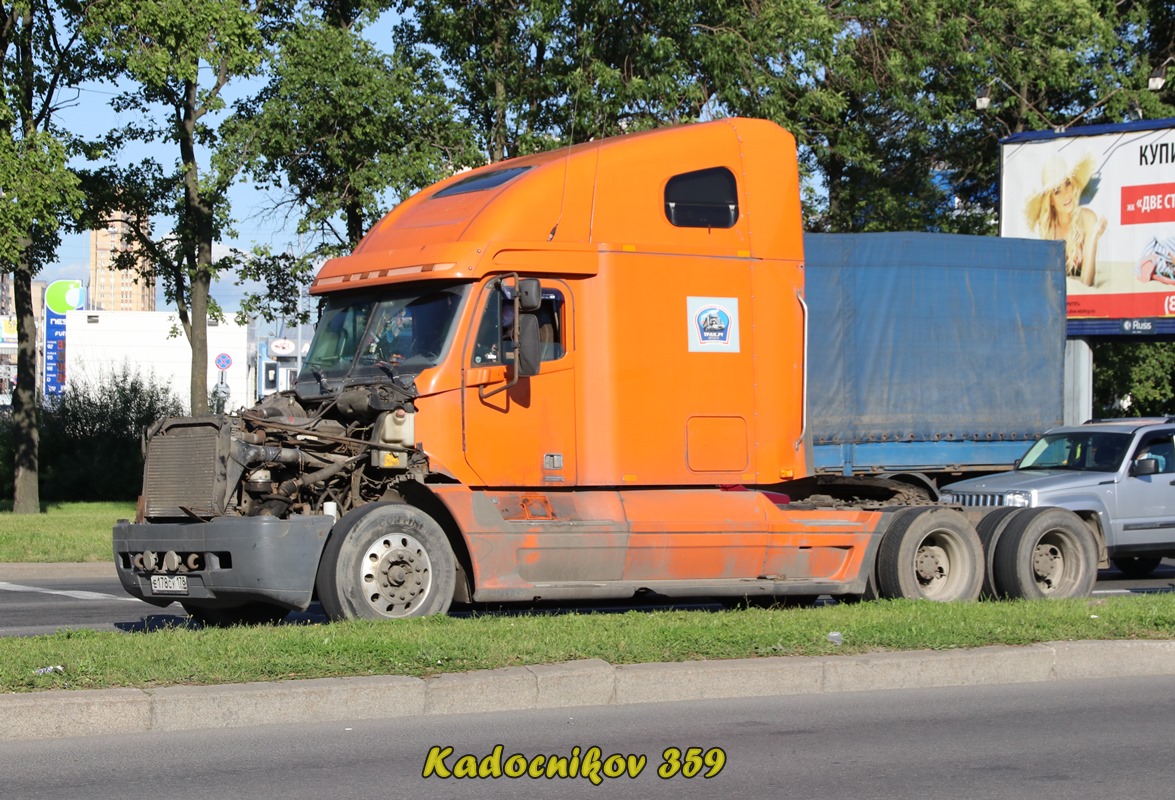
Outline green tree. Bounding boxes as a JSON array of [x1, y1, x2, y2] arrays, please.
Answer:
[[1092, 341, 1175, 417], [83, 0, 269, 414], [38, 364, 184, 501], [223, 1, 480, 319], [397, 0, 565, 162], [0, 1, 89, 513]]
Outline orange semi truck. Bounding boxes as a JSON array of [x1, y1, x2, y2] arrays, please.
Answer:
[[113, 118, 1098, 624]]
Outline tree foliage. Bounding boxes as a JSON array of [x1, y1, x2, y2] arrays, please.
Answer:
[[1092, 341, 1175, 418], [81, 0, 270, 414], [223, 1, 481, 321], [0, 364, 186, 502]]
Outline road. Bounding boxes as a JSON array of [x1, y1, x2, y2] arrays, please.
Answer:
[[1, 561, 1172, 637], [1, 674, 1173, 799]]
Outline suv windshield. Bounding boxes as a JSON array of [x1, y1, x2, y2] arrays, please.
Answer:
[[1018, 431, 1133, 473], [297, 284, 469, 391]]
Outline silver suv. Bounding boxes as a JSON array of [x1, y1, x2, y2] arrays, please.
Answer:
[[942, 418, 1175, 578]]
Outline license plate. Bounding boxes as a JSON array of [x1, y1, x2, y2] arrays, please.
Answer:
[[150, 574, 189, 595]]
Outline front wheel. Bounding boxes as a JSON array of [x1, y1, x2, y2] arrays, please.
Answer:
[[876, 507, 983, 601], [992, 508, 1097, 599], [315, 502, 457, 621]]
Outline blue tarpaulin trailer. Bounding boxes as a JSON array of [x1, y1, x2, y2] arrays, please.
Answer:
[[803, 232, 1066, 490]]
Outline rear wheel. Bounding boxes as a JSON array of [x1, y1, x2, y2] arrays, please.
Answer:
[[992, 508, 1097, 599], [1110, 555, 1163, 579], [975, 508, 1023, 599], [876, 507, 983, 601], [316, 502, 456, 621], [182, 602, 289, 627]]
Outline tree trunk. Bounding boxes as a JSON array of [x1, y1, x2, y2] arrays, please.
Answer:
[[11, 254, 39, 513], [189, 258, 210, 415], [179, 76, 211, 415]]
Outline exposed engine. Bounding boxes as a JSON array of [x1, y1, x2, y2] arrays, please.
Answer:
[[138, 377, 426, 524]]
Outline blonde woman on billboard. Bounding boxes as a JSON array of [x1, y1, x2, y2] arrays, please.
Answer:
[[1025, 152, 1107, 287]]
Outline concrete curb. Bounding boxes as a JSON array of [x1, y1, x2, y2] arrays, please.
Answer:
[[5, 640, 1175, 742]]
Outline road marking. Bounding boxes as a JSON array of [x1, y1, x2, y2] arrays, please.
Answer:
[[0, 581, 141, 602]]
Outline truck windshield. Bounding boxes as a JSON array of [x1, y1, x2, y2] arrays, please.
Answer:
[[1018, 431, 1133, 473], [298, 284, 469, 388]]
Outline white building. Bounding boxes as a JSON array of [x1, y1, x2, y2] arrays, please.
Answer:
[[64, 311, 251, 413]]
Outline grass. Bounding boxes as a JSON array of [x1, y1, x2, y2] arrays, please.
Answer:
[[2, 594, 1174, 694], [0, 502, 135, 562], [1, 503, 1173, 695]]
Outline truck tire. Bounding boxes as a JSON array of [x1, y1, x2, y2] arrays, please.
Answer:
[[1111, 555, 1163, 579], [975, 508, 1023, 599], [315, 502, 457, 621], [182, 602, 289, 627], [992, 507, 1097, 599], [876, 507, 983, 601]]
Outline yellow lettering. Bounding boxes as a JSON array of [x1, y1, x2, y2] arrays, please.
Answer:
[[603, 754, 625, 778], [581, 746, 603, 786], [528, 755, 546, 778], [545, 754, 569, 778], [477, 745, 503, 778], [421, 746, 453, 778], [453, 755, 477, 778], [627, 754, 647, 778], [504, 754, 527, 778]]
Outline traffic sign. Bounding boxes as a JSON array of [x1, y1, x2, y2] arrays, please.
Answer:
[[215, 353, 233, 371]]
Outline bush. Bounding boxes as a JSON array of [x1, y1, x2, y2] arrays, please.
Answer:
[[37, 364, 184, 502]]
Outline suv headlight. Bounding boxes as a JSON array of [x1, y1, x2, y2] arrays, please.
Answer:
[[1004, 490, 1034, 508]]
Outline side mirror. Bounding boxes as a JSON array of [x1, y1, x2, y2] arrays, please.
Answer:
[[518, 278, 542, 312], [1132, 457, 1159, 476], [515, 313, 541, 377]]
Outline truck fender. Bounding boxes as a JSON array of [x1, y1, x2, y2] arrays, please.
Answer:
[[877, 472, 939, 502]]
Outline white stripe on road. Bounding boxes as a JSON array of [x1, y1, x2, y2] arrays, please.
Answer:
[[0, 581, 141, 602]]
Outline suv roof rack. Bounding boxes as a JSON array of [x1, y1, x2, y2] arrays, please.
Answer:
[[1082, 416, 1175, 426]]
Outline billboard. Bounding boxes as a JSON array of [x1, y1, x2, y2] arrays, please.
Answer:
[[43, 279, 85, 396], [1000, 118, 1175, 327]]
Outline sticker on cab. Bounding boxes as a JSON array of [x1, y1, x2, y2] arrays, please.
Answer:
[[687, 297, 740, 353]]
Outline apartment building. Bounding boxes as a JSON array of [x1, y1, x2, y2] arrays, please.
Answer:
[[89, 211, 155, 312]]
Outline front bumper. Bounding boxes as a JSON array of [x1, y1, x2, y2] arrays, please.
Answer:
[[113, 515, 335, 611]]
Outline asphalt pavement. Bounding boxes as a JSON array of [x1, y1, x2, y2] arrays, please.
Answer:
[[4, 563, 1175, 743]]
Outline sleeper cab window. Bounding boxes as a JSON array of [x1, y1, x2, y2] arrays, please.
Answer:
[[472, 285, 566, 366], [664, 166, 738, 229]]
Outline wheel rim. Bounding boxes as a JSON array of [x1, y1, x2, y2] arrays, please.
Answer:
[[914, 534, 961, 599], [360, 533, 433, 617], [1031, 529, 1081, 595]]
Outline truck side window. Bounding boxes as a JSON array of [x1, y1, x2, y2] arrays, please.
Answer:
[[472, 285, 565, 366], [664, 166, 738, 228]]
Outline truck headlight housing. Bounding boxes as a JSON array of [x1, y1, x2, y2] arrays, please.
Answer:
[[1004, 490, 1034, 508]]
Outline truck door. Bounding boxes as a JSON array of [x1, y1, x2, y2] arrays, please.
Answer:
[[462, 278, 576, 487], [1113, 432, 1175, 548]]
